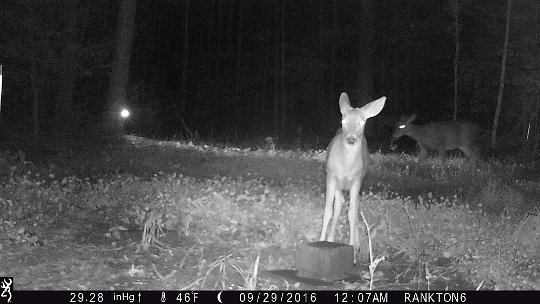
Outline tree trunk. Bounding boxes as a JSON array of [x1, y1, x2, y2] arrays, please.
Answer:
[[208, 0, 215, 61], [226, 2, 235, 74], [329, 0, 337, 133], [452, 0, 460, 120], [273, 1, 280, 136], [0, 65, 3, 124], [179, 0, 192, 138], [405, 2, 412, 111], [258, 34, 270, 137], [212, 0, 223, 135], [319, 0, 327, 136], [256, 6, 271, 137], [29, 9, 41, 139], [234, 0, 244, 136], [358, 0, 375, 136], [224, 2, 235, 136], [57, 0, 80, 142], [491, 0, 512, 150], [106, 0, 137, 137], [520, 105, 530, 159], [279, 0, 286, 138], [534, 5, 540, 157], [31, 59, 41, 138], [533, 113, 539, 156], [215, 0, 223, 76]]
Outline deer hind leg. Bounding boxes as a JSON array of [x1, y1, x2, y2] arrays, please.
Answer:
[[418, 144, 428, 159], [460, 145, 478, 161], [460, 146, 479, 170], [437, 149, 446, 160], [328, 189, 344, 242], [438, 149, 448, 176]]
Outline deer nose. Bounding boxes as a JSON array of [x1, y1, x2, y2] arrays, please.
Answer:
[[346, 137, 356, 145]]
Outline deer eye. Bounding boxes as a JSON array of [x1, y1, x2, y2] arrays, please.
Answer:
[[398, 124, 405, 129], [341, 119, 347, 125]]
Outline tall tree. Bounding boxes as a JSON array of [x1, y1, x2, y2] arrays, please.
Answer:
[[214, 0, 223, 76], [358, 0, 375, 136], [508, 0, 540, 157], [273, 1, 280, 136], [178, 0, 192, 137], [106, 0, 137, 135], [222, 1, 234, 75], [212, 0, 223, 134], [404, 2, 412, 112], [233, 0, 244, 135], [255, 2, 272, 136], [329, 0, 337, 134], [28, 3, 42, 138], [448, 0, 461, 120], [57, 0, 81, 140], [318, 0, 328, 136], [491, 0, 512, 150], [279, 0, 286, 138], [31, 57, 41, 137], [207, 0, 215, 61], [256, 13, 271, 136]]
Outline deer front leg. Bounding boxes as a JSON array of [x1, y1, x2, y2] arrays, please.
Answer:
[[320, 176, 337, 241], [328, 189, 344, 242], [348, 180, 361, 246]]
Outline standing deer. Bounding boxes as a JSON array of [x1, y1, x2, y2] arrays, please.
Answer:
[[320, 93, 386, 252], [392, 113, 482, 160]]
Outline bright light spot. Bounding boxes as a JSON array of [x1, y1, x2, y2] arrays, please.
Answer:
[[399, 125, 405, 129], [341, 119, 347, 125], [120, 109, 130, 118]]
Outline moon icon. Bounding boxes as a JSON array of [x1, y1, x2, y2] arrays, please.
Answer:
[[217, 291, 223, 303]]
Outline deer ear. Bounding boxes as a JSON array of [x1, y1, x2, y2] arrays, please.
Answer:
[[339, 93, 352, 115], [361, 96, 386, 119], [407, 113, 417, 122]]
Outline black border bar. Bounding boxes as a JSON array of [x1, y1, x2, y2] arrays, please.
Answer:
[[3, 290, 537, 304]]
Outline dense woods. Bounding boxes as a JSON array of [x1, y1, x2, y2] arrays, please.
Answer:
[[0, 0, 538, 155]]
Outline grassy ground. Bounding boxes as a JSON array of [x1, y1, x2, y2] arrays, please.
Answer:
[[0, 135, 538, 290]]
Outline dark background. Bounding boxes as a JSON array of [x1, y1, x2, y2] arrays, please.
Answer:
[[0, 0, 538, 150]]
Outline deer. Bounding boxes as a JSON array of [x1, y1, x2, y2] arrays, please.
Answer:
[[392, 113, 482, 161], [320, 92, 386, 254]]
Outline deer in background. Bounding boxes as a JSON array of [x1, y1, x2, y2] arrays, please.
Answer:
[[392, 113, 482, 161], [320, 93, 386, 254]]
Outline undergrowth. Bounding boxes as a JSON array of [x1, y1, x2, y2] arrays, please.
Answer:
[[0, 138, 538, 290]]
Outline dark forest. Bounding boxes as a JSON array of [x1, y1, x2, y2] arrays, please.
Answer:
[[1, 0, 539, 291], [0, 0, 539, 151]]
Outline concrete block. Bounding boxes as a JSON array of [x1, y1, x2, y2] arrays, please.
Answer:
[[295, 241, 354, 282]]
